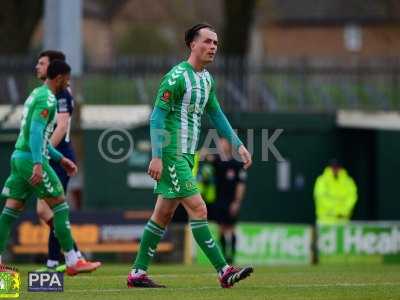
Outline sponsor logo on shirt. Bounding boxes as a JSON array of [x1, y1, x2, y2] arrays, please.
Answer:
[[188, 104, 201, 114]]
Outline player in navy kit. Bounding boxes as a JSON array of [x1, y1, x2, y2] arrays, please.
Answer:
[[49, 88, 75, 192]]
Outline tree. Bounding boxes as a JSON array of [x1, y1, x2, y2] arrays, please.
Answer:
[[221, 0, 256, 56], [220, 0, 257, 110], [0, 0, 44, 54]]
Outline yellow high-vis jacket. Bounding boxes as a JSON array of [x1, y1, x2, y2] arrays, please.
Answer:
[[313, 167, 358, 225], [193, 152, 216, 204]]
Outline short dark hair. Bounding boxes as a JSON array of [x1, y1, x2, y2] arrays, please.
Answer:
[[39, 50, 66, 62], [47, 59, 71, 79], [184, 23, 215, 48]]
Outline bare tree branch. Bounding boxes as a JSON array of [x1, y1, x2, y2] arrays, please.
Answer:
[[0, 0, 43, 54]]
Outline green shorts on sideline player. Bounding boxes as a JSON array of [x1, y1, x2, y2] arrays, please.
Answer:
[[155, 152, 199, 199], [1, 154, 64, 202]]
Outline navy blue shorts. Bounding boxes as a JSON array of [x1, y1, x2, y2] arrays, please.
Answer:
[[49, 161, 69, 192], [50, 149, 75, 192]]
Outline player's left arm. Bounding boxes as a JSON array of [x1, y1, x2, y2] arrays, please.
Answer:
[[206, 81, 252, 169]]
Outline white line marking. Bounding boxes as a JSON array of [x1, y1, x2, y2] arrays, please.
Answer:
[[36, 282, 400, 294]]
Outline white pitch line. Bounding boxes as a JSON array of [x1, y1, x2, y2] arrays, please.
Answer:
[[25, 282, 399, 294], [274, 282, 400, 288], [74, 273, 216, 279]]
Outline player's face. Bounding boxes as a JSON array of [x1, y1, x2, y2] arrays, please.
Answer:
[[36, 56, 50, 81], [332, 165, 341, 177], [55, 74, 70, 93], [192, 28, 218, 64]]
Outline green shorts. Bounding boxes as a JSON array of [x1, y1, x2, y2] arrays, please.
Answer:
[[154, 153, 199, 199], [1, 158, 64, 202]]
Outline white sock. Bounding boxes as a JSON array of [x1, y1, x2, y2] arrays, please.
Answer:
[[46, 260, 59, 268], [64, 249, 79, 266], [0, 255, 2, 264], [76, 251, 83, 259], [219, 265, 230, 277], [131, 268, 146, 276]]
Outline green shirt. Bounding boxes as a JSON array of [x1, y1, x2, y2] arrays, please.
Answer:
[[15, 84, 57, 159], [154, 61, 220, 155]]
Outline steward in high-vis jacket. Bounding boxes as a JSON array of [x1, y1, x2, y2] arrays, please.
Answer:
[[313, 162, 357, 225]]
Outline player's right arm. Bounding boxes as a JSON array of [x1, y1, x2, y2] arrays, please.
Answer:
[[148, 71, 180, 181], [29, 99, 51, 185], [148, 107, 168, 181]]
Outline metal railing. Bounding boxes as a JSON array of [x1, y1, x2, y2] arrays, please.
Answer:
[[0, 55, 399, 112]]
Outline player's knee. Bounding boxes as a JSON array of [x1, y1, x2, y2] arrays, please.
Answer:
[[153, 209, 174, 227], [37, 202, 49, 219], [45, 197, 66, 209], [194, 202, 208, 219], [36, 207, 47, 220], [162, 210, 175, 224], [4, 199, 24, 211]]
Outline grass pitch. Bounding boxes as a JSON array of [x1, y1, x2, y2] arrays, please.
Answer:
[[14, 263, 400, 300]]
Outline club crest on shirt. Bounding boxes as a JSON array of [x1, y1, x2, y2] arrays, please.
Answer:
[[40, 109, 49, 118], [161, 91, 171, 102]]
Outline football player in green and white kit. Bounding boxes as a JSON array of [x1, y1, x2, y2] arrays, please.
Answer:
[[0, 60, 99, 276], [127, 23, 253, 288]]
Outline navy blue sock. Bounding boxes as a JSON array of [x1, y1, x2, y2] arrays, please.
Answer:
[[219, 234, 226, 256], [231, 233, 237, 263], [48, 218, 81, 262], [47, 219, 62, 262]]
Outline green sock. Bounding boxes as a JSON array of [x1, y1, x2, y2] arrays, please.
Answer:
[[133, 220, 165, 271], [0, 207, 21, 254], [52, 202, 74, 252], [190, 219, 227, 272]]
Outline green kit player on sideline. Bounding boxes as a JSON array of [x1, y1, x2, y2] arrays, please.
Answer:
[[127, 23, 253, 288], [0, 60, 99, 276]]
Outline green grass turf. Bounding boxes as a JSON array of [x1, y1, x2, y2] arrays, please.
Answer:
[[9, 263, 400, 300]]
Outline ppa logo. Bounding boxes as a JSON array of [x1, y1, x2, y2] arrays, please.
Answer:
[[28, 272, 63, 292]]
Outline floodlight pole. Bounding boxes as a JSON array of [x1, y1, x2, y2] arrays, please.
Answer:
[[44, 0, 82, 77]]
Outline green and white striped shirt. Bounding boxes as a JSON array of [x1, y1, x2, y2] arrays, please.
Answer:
[[154, 61, 220, 155]]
